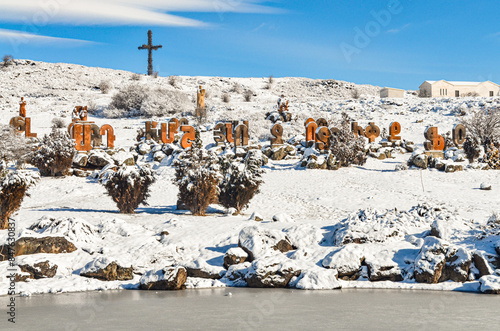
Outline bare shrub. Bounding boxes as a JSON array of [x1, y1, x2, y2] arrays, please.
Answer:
[[0, 163, 39, 229], [265, 75, 274, 90], [101, 165, 156, 214], [29, 129, 76, 176], [169, 75, 179, 87], [131, 73, 142, 81], [351, 89, 361, 99], [51, 118, 66, 129], [329, 113, 367, 167], [222, 93, 230, 103], [107, 85, 190, 118], [462, 92, 480, 97], [173, 133, 221, 216], [218, 150, 264, 214], [153, 71, 159, 79], [0, 125, 31, 164], [2, 55, 13, 67], [461, 108, 500, 146], [418, 89, 430, 98], [232, 83, 242, 94], [99, 80, 113, 94], [244, 90, 253, 102]]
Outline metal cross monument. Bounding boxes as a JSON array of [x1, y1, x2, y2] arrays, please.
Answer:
[[138, 30, 162, 76]]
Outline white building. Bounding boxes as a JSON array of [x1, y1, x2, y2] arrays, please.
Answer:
[[380, 87, 405, 98], [419, 80, 500, 98]]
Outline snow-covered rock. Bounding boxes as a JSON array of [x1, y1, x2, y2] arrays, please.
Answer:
[[139, 266, 187, 290], [292, 267, 341, 290], [282, 224, 323, 249], [28, 216, 98, 244], [479, 275, 500, 294], [223, 247, 248, 269], [80, 257, 133, 281], [414, 237, 448, 284], [238, 226, 294, 261], [245, 256, 301, 288], [322, 245, 365, 280]]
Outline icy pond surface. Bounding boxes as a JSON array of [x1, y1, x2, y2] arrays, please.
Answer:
[[12, 288, 500, 330]]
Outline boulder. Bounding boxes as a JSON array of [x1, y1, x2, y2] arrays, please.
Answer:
[[439, 247, 471, 283], [411, 153, 428, 169], [238, 226, 294, 261], [445, 164, 463, 173], [111, 151, 135, 166], [249, 212, 263, 222], [137, 143, 151, 156], [480, 183, 492, 191], [80, 258, 133, 281], [414, 237, 447, 284], [224, 262, 251, 286], [245, 257, 301, 288], [292, 268, 341, 290], [184, 260, 225, 280], [224, 247, 248, 269], [322, 245, 365, 280], [472, 252, 494, 277], [365, 254, 403, 282], [73, 153, 88, 167], [139, 267, 187, 290], [271, 146, 287, 161], [153, 151, 166, 162], [0, 237, 77, 261], [479, 275, 500, 294], [18, 261, 58, 279], [87, 150, 113, 168]]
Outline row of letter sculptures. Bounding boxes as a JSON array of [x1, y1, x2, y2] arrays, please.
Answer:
[[213, 121, 250, 147], [68, 106, 116, 152], [9, 97, 37, 138], [143, 119, 195, 149]]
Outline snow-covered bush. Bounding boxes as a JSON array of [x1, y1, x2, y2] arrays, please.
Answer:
[[244, 90, 253, 102], [329, 113, 367, 167], [173, 133, 221, 216], [219, 150, 264, 214], [0, 125, 31, 164], [101, 164, 156, 214], [99, 80, 112, 94], [2, 55, 13, 67], [29, 128, 75, 176], [51, 117, 66, 129], [0, 162, 39, 229], [106, 85, 190, 118], [461, 108, 500, 147]]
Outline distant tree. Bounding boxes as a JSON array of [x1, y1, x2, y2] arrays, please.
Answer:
[[2, 55, 13, 67]]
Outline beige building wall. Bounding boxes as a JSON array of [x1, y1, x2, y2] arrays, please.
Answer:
[[419, 80, 500, 97], [380, 87, 405, 98]]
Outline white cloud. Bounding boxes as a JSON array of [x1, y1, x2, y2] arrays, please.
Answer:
[[0, 28, 95, 45], [0, 1, 279, 27], [387, 23, 411, 34]]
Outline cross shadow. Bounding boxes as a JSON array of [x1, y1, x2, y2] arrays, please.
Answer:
[[34, 207, 119, 214]]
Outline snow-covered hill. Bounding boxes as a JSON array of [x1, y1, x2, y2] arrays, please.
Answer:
[[1, 60, 500, 296]]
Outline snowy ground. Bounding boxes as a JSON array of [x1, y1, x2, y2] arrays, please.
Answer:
[[1, 60, 500, 295]]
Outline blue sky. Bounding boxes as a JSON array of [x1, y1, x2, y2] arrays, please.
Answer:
[[0, 0, 498, 89]]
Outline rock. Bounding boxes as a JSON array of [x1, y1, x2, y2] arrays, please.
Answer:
[[80, 258, 133, 281], [73, 153, 88, 167], [224, 247, 248, 269], [224, 262, 251, 286], [137, 143, 151, 155], [184, 260, 225, 280], [292, 268, 341, 290], [153, 151, 166, 162], [245, 257, 301, 288], [322, 245, 365, 280], [445, 164, 463, 173], [238, 226, 294, 261], [249, 212, 263, 222], [439, 247, 471, 283], [272, 213, 292, 223], [139, 266, 187, 290], [479, 275, 500, 294], [480, 183, 492, 191], [73, 169, 90, 177], [496, 242, 500, 256], [434, 159, 446, 171], [365, 253, 403, 282], [271, 146, 287, 161], [282, 224, 323, 249], [411, 154, 428, 169], [111, 151, 135, 166], [430, 219, 448, 239], [18, 261, 57, 279], [414, 237, 447, 284], [472, 252, 493, 277], [0, 237, 77, 261], [87, 150, 113, 168]]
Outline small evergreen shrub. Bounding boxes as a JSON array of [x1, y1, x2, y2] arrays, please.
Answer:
[[101, 164, 156, 214], [0, 125, 31, 164], [173, 133, 221, 216], [30, 129, 75, 176], [219, 150, 264, 214], [329, 113, 367, 167], [0, 161, 39, 229]]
